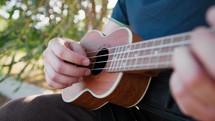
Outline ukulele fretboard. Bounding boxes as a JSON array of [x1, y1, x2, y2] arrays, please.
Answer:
[[107, 32, 191, 72]]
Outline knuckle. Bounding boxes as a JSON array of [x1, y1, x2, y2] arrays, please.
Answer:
[[47, 80, 63, 89], [57, 48, 66, 58], [48, 39, 54, 46], [45, 76, 55, 87], [172, 86, 186, 99], [57, 85, 67, 89], [55, 63, 64, 73], [70, 77, 79, 83], [185, 71, 204, 89], [73, 69, 86, 76], [47, 81, 54, 87], [185, 79, 198, 89], [49, 73, 58, 81], [63, 77, 78, 84], [74, 68, 90, 76], [50, 37, 60, 43]]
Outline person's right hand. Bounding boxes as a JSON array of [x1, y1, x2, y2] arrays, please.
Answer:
[[43, 38, 91, 89]]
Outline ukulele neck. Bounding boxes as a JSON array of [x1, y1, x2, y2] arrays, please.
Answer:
[[107, 32, 191, 72]]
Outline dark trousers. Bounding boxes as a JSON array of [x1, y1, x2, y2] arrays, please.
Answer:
[[0, 94, 167, 121], [0, 70, 194, 121]]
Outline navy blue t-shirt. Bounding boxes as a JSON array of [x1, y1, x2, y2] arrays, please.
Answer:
[[111, 0, 215, 40], [110, 1, 215, 120]]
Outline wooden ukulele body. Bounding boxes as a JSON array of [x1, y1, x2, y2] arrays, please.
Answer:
[[62, 28, 151, 109]]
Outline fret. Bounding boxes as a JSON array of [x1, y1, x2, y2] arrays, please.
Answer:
[[153, 39, 163, 68], [154, 39, 162, 46], [120, 45, 129, 71], [136, 52, 172, 70], [144, 41, 154, 68], [105, 51, 113, 71], [141, 42, 150, 68], [144, 41, 155, 56], [107, 31, 193, 72], [109, 47, 120, 72], [136, 42, 146, 70], [115, 46, 124, 71], [163, 38, 171, 44], [156, 39, 164, 67], [141, 34, 186, 70], [165, 36, 173, 66], [123, 45, 131, 71], [121, 45, 130, 71], [107, 51, 172, 63], [173, 35, 183, 43], [126, 44, 136, 71], [149, 40, 159, 67], [110, 53, 173, 71], [184, 33, 191, 41], [108, 48, 115, 72], [146, 40, 153, 47], [132, 43, 141, 70]]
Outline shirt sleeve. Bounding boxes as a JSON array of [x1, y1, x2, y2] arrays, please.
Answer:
[[111, 0, 129, 26]]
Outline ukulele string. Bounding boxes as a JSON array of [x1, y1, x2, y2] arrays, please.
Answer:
[[85, 27, 215, 56], [89, 51, 173, 65], [90, 60, 172, 71], [87, 40, 190, 64], [88, 43, 190, 71], [85, 31, 191, 55], [83, 28, 215, 71]]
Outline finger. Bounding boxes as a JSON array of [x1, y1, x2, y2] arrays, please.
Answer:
[[191, 27, 215, 79], [206, 6, 215, 26], [49, 38, 90, 66], [45, 48, 91, 77], [44, 65, 68, 89], [44, 60, 80, 85], [172, 47, 215, 107], [64, 38, 87, 57], [170, 73, 215, 121], [44, 72, 68, 89]]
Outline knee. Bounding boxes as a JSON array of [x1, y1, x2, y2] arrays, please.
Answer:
[[0, 94, 62, 121], [0, 97, 27, 120]]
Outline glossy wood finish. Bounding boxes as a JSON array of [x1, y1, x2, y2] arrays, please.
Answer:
[[62, 28, 151, 109], [62, 27, 215, 109]]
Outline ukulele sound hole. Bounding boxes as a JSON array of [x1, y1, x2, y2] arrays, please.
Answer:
[[91, 48, 109, 75]]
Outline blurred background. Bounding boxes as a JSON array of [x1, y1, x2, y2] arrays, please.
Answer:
[[0, 0, 117, 105]]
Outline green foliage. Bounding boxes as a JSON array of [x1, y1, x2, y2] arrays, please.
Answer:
[[0, 0, 111, 82]]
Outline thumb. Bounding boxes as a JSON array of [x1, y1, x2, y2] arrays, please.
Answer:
[[64, 38, 88, 57], [206, 6, 215, 27]]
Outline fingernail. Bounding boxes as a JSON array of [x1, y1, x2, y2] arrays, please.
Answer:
[[82, 59, 90, 66], [85, 70, 91, 76]]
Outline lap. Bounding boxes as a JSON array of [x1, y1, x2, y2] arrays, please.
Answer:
[[0, 94, 136, 121], [0, 94, 96, 121], [0, 93, 188, 121]]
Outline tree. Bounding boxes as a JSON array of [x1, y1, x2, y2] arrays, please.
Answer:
[[0, 0, 113, 87]]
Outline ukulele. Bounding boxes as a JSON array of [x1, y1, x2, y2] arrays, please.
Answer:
[[62, 27, 191, 110]]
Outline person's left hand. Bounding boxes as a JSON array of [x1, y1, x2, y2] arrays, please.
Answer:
[[170, 6, 215, 121]]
